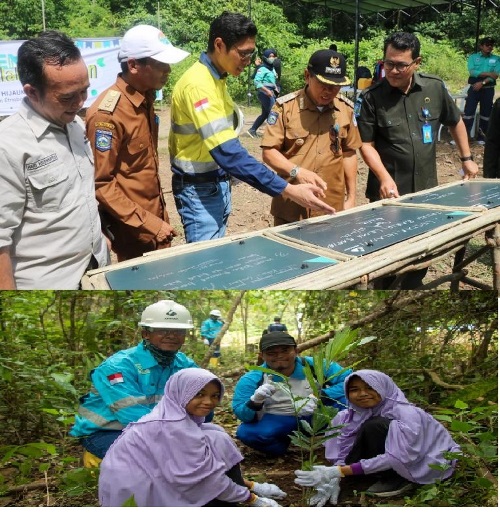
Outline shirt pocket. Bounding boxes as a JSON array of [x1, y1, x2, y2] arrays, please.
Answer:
[[26, 164, 71, 212], [377, 115, 405, 143], [284, 127, 309, 157], [127, 135, 150, 156]]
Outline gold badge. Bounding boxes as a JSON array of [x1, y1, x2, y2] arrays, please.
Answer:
[[330, 56, 340, 67]]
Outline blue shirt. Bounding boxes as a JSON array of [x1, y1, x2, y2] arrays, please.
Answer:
[[232, 356, 351, 423], [200, 317, 223, 340], [69, 341, 198, 437]]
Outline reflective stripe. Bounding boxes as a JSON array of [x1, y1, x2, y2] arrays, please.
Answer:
[[198, 115, 233, 140], [172, 121, 197, 135], [171, 157, 218, 174], [109, 394, 161, 412], [77, 406, 124, 430]]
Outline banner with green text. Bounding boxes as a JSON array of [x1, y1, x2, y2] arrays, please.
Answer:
[[0, 37, 121, 116]]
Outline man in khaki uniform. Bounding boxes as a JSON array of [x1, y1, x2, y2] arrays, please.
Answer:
[[261, 49, 361, 226], [86, 25, 189, 261]]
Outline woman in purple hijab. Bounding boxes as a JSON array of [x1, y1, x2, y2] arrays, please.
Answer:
[[295, 370, 461, 505], [99, 368, 286, 506]]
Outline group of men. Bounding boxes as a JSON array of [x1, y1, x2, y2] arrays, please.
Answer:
[[0, 12, 492, 289], [69, 299, 350, 464]]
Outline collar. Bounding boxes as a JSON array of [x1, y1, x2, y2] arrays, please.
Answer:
[[200, 51, 228, 80], [302, 86, 337, 112], [19, 98, 72, 138], [116, 74, 155, 108], [138, 340, 170, 369]]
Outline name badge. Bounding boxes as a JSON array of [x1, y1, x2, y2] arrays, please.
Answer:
[[422, 122, 432, 144]]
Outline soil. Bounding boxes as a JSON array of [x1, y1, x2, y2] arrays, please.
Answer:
[[155, 105, 492, 288]]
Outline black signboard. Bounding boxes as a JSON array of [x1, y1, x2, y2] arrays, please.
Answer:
[[277, 206, 471, 256], [104, 236, 337, 289], [400, 181, 500, 208]]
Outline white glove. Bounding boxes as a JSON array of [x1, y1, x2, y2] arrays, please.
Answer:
[[294, 465, 343, 487], [249, 496, 281, 507], [308, 479, 341, 507], [297, 395, 318, 416], [251, 482, 287, 500], [203, 338, 210, 345], [250, 382, 276, 404]]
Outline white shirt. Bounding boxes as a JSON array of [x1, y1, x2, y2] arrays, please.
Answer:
[[0, 99, 109, 288]]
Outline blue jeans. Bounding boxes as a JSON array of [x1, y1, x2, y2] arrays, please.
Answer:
[[236, 413, 310, 456], [79, 430, 122, 459], [172, 176, 231, 243], [250, 91, 276, 133]]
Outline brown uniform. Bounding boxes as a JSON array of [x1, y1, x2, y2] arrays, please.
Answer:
[[262, 88, 361, 224], [86, 75, 171, 262]]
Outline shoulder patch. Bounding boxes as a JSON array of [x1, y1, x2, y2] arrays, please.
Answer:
[[95, 129, 112, 152], [98, 89, 121, 113], [276, 90, 300, 106]]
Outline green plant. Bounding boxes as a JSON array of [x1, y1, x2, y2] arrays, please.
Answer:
[[246, 327, 374, 505]]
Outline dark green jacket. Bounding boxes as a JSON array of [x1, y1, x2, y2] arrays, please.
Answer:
[[484, 98, 500, 178]]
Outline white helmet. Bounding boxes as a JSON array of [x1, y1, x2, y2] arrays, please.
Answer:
[[139, 300, 194, 329], [210, 309, 222, 317]]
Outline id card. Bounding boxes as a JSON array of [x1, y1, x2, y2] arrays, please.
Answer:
[[422, 122, 432, 144]]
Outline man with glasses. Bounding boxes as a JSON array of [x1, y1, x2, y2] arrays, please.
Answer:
[[169, 11, 335, 243], [463, 37, 500, 144], [86, 25, 189, 261], [261, 49, 361, 226], [357, 32, 478, 289], [232, 332, 350, 456], [69, 299, 201, 462]]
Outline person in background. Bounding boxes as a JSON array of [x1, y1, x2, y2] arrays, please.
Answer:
[[462, 37, 500, 144], [294, 370, 461, 505], [69, 300, 200, 463], [0, 30, 108, 289], [99, 368, 286, 506], [357, 32, 478, 288], [483, 97, 500, 178], [262, 49, 361, 226], [168, 11, 335, 243], [232, 332, 350, 457], [201, 309, 224, 366], [267, 316, 287, 332], [86, 25, 189, 261], [247, 48, 280, 139]]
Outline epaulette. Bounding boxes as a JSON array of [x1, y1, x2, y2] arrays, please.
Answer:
[[338, 92, 354, 108], [275, 91, 300, 105], [98, 89, 121, 113]]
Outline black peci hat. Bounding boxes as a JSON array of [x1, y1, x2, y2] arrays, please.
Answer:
[[307, 49, 350, 86]]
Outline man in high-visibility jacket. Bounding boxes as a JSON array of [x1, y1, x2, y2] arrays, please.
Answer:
[[69, 300, 199, 460]]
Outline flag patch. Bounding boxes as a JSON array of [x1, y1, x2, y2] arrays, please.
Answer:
[[194, 98, 209, 111], [107, 372, 124, 385]]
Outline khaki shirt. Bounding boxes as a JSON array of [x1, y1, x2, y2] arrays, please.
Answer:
[[0, 99, 108, 288], [262, 88, 361, 222], [86, 75, 170, 261]]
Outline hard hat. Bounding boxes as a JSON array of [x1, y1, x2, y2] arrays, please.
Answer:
[[139, 300, 194, 329], [210, 309, 222, 317], [233, 104, 244, 136]]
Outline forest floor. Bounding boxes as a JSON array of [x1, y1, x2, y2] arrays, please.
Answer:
[[154, 105, 494, 289]]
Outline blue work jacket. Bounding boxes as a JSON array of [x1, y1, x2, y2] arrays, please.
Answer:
[[69, 341, 198, 437], [232, 356, 351, 423]]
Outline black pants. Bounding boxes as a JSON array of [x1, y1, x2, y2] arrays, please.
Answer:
[[345, 416, 400, 480], [204, 463, 246, 507]]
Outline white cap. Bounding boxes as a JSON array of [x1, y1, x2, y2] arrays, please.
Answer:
[[118, 24, 190, 64]]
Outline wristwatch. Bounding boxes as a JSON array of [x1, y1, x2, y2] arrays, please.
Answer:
[[289, 165, 300, 180], [460, 155, 474, 162]]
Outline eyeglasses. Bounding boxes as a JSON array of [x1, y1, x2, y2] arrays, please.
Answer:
[[149, 328, 186, 336], [382, 59, 417, 72], [235, 48, 257, 61]]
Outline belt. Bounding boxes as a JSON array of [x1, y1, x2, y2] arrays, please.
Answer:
[[173, 173, 231, 184]]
